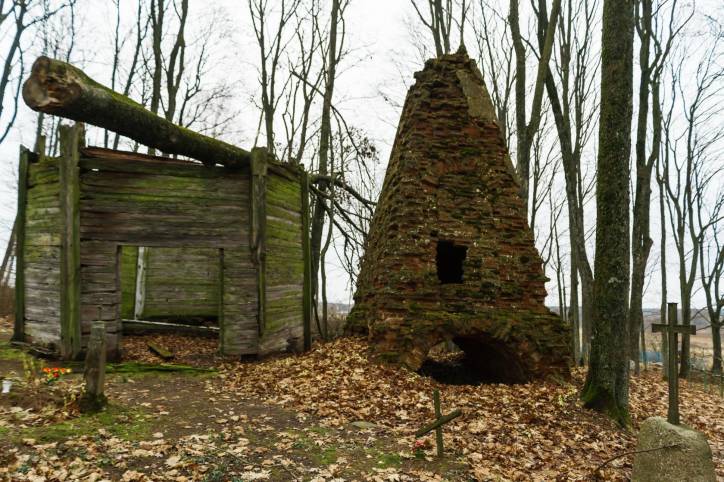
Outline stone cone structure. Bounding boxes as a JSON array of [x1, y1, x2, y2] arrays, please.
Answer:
[[347, 51, 570, 382]]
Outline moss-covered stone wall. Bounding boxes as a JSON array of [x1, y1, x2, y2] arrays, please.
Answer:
[[347, 52, 570, 381]]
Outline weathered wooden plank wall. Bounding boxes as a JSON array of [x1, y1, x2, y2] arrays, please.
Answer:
[[21, 141, 309, 359], [141, 247, 220, 319], [259, 169, 305, 354], [22, 151, 62, 348], [221, 247, 258, 355], [77, 154, 255, 356]]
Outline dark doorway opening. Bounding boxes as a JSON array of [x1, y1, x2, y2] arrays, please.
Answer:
[[419, 335, 528, 385], [436, 240, 467, 284]]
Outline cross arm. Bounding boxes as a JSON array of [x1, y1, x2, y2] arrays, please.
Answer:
[[652, 323, 697, 335], [414, 409, 462, 437]]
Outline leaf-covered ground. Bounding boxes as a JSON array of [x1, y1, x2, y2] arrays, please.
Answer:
[[1, 325, 723, 481]]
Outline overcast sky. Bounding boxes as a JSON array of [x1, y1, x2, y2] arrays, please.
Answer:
[[0, 0, 721, 310]]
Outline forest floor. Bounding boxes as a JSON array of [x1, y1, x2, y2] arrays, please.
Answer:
[[1, 319, 723, 481]]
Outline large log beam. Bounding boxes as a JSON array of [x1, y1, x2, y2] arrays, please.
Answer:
[[23, 56, 251, 168]]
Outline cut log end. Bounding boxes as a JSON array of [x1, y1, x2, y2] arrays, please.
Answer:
[[22, 56, 83, 113], [22, 56, 255, 169]]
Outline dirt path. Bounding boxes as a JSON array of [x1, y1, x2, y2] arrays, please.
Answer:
[[1, 327, 466, 481]]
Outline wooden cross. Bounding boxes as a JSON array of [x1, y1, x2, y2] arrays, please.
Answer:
[[414, 389, 462, 456], [652, 302, 696, 425]]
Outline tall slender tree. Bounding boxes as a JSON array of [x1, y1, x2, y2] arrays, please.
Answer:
[[581, 0, 634, 426], [628, 0, 689, 373], [508, 0, 561, 211], [535, 0, 599, 364]]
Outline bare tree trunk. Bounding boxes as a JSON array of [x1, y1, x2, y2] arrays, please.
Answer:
[[713, 321, 723, 374], [509, 0, 561, 211], [536, 0, 596, 363], [657, 161, 668, 379], [0, 1, 28, 144], [149, 0, 164, 120], [310, 0, 343, 323], [569, 253, 581, 365], [629, 0, 684, 373], [581, 0, 634, 426], [114, 0, 148, 150], [410, 0, 457, 58]]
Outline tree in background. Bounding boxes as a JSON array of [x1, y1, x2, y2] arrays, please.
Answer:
[[580, 0, 634, 426], [410, 0, 471, 57], [661, 33, 724, 378], [106, 0, 149, 150], [535, 0, 599, 364], [0, 0, 75, 146], [248, 0, 377, 337], [468, 2, 514, 145], [628, 0, 690, 374], [508, 0, 561, 211]]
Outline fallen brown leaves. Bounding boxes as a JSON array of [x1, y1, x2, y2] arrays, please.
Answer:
[[220, 337, 724, 481], [122, 334, 220, 367], [2, 332, 723, 481]]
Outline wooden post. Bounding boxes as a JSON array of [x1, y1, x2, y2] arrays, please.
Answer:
[[12, 148, 30, 343], [80, 319, 107, 413], [414, 391, 462, 457], [667, 303, 680, 425], [652, 302, 696, 425], [218, 248, 226, 354], [433, 389, 444, 456], [301, 170, 312, 351], [250, 148, 268, 336], [133, 247, 148, 319], [59, 124, 83, 360]]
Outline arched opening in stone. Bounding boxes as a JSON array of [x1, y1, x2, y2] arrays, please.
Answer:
[[418, 334, 528, 385], [436, 240, 467, 284]]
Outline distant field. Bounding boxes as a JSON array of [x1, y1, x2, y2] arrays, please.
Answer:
[[644, 315, 718, 371]]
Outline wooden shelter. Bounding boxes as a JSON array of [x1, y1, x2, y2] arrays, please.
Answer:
[[14, 57, 313, 360], [347, 51, 570, 382]]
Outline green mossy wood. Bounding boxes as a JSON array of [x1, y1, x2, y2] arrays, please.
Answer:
[[58, 124, 82, 360], [12, 148, 30, 343], [19, 57, 312, 360], [347, 52, 570, 382], [80, 320, 108, 413], [119, 246, 220, 320], [22, 57, 251, 168]]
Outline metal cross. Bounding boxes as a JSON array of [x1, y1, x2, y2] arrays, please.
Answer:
[[652, 302, 696, 425]]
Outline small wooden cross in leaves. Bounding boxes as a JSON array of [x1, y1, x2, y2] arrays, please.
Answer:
[[414, 389, 462, 457], [652, 302, 696, 425]]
